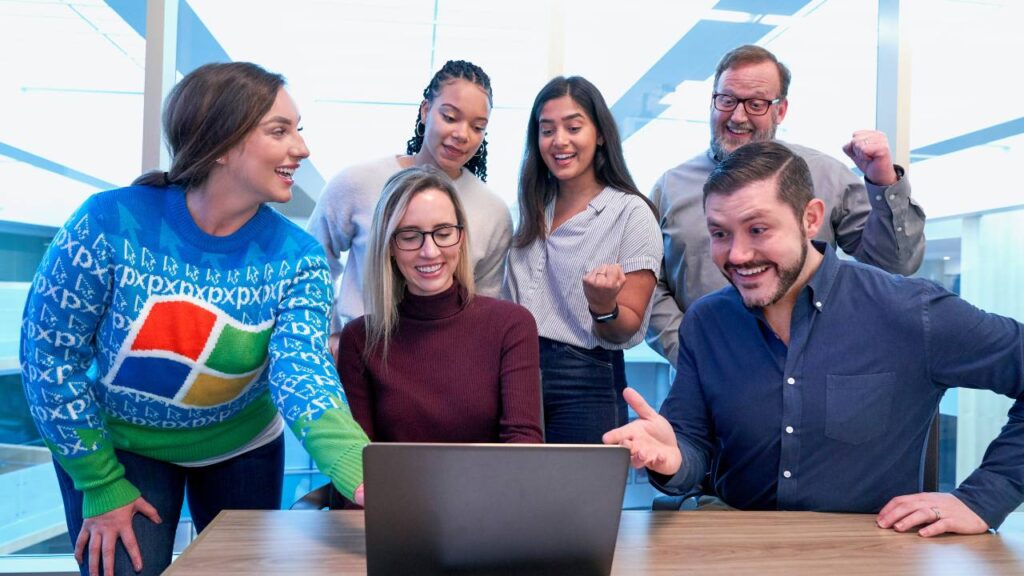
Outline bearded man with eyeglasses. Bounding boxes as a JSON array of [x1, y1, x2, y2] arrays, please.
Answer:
[[646, 44, 927, 365]]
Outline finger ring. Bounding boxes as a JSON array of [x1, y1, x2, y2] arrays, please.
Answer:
[[931, 507, 942, 521]]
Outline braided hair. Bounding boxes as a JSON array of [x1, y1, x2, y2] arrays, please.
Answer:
[[405, 60, 493, 182]]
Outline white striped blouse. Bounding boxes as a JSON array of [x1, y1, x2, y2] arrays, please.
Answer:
[[504, 186, 662, 350]]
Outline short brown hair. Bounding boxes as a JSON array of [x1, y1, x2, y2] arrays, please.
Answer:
[[703, 141, 813, 221], [714, 45, 791, 99]]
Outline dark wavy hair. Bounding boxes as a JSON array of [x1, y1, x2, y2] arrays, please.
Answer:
[[405, 60, 493, 182], [133, 62, 285, 189], [513, 76, 657, 247], [703, 141, 813, 221]]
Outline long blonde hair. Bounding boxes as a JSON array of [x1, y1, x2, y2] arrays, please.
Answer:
[[363, 166, 475, 361]]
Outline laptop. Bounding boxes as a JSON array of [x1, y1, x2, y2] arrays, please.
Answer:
[[363, 443, 630, 576]]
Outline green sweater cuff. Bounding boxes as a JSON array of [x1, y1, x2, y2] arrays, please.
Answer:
[[327, 441, 365, 500], [294, 406, 368, 499], [50, 437, 141, 517], [83, 477, 142, 518]]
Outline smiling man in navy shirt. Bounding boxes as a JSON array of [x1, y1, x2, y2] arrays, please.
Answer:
[[604, 141, 1024, 536]]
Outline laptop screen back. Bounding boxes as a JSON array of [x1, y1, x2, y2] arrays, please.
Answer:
[[364, 443, 629, 576]]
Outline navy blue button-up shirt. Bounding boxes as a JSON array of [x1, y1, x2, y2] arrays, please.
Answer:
[[652, 242, 1024, 529]]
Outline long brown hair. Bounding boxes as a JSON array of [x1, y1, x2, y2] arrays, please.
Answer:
[[513, 76, 657, 247], [133, 62, 285, 189]]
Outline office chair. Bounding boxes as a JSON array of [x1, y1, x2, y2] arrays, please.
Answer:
[[651, 478, 709, 511], [289, 482, 359, 510]]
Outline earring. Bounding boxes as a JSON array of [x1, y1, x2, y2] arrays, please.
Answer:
[[416, 122, 425, 137]]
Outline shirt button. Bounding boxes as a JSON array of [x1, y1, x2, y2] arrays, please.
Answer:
[[814, 301, 822, 309], [889, 194, 896, 200], [783, 470, 792, 478], [785, 426, 794, 434], [787, 377, 795, 385], [896, 226, 903, 232], [875, 194, 882, 201]]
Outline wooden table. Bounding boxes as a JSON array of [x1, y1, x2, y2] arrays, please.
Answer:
[[166, 510, 1024, 575]]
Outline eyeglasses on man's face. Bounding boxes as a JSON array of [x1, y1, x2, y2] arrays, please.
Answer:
[[392, 224, 464, 251], [712, 93, 782, 117]]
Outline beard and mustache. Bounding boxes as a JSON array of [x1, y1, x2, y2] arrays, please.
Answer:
[[710, 111, 780, 162], [722, 233, 808, 310]]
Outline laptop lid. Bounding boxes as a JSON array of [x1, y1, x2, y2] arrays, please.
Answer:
[[364, 443, 629, 576]]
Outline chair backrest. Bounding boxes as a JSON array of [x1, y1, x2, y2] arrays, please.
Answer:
[[289, 483, 359, 510], [923, 407, 941, 492], [289, 483, 333, 510]]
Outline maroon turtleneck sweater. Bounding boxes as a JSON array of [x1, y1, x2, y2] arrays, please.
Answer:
[[338, 282, 543, 443]]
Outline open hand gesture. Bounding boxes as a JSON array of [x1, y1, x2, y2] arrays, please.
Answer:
[[602, 388, 682, 476]]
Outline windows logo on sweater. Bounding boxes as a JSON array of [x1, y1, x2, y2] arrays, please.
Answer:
[[103, 295, 273, 408]]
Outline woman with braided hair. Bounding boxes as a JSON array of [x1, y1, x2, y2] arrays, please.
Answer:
[[307, 60, 512, 354]]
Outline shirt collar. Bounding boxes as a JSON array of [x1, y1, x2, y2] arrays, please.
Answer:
[[544, 185, 615, 221], [737, 240, 837, 324], [587, 186, 615, 214], [706, 140, 795, 164], [805, 240, 840, 312]]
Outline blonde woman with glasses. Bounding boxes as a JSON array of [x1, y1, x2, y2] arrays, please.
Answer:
[[337, 166, 542, 453]]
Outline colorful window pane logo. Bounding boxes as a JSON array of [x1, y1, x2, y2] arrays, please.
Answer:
[[105, 297, 273, 407]]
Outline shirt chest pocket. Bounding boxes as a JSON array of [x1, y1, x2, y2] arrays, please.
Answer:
[[825, 372, 896, 445]]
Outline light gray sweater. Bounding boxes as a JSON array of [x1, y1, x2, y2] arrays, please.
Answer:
[[307, 155, 512, 332]]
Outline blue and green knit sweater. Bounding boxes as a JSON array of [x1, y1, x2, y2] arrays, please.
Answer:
[[20, 185, 368, 517]]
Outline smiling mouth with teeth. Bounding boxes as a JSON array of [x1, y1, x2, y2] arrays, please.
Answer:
[[732, 264, 770, 277], [416, 263, 443, 273], [729, 262, 774, 278], [275, 167, 295, 179]]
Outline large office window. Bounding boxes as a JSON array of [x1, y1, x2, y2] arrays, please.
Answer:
[[906, 0, 1024, 492], [1, 0, 147, 560], [0, 0, 145, 227]]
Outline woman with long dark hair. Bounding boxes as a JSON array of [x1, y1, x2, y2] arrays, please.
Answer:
[[505, 76, 662, 444], [20, 62, 368, 576], [307, 60, 512, 355]]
